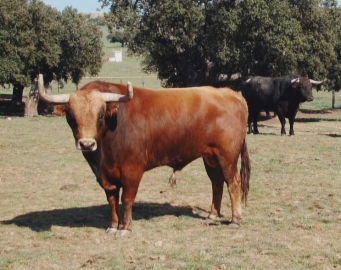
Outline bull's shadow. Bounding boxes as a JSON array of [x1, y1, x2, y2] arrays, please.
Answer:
[[0, 203, 204, 232]]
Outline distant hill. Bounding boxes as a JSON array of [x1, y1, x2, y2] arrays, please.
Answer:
[[89, 13, 104, 19]]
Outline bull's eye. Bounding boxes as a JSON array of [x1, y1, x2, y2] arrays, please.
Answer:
[[97, 114, 104, 126]]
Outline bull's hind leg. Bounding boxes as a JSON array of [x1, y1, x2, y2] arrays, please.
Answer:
[[203, 158, 225, 221], [216, 155, 242, 228], [225, 168, 242, 228]]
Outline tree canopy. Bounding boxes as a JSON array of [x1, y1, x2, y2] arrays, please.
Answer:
[[100, 0, 341, 89], [0, 0, 104, 101]]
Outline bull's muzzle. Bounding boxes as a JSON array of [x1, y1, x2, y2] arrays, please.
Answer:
[[77, 139, 97, 152], [308, 96, 314, 102]]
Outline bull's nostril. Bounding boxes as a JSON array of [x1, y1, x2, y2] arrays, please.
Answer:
[[78, 139, 97, 151], [80, 141, 87, 148]]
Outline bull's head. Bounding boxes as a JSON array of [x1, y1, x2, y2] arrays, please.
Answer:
[[290, 77, 325, 102], [37, 74, 133, 152]]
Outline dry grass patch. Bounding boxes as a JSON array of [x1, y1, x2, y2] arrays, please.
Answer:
[[0, 93, 341, 269]]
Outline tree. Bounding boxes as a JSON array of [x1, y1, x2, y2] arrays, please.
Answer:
[[0, 0, 34, 103], [26, 0, 63, 115], [323, 1, 341, 91], [100, 0, 340, 89], [0, 0, 104, 116], [107, 30, 127, 47], [57, 7, 104, 88]]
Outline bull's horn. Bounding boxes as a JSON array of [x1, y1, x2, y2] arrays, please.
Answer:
[[101, 82, 133, 102], [37, 74, 70, 103], [245, 78, 252, 83], [291, 78, 299, 84], [309, 79, 326, 85]]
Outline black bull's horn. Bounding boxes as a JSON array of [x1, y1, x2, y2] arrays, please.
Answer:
[[37, 74, 133, 103], [290, 77, 327, 85], [309, 78, 327, 85]]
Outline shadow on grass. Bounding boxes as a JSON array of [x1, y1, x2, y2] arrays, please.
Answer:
[[0, 202, 203, 232], [300, 109, 333, 114], [294, 117, 341, 123], [0, 97, 25, 117], [320, 133, 341, 138]]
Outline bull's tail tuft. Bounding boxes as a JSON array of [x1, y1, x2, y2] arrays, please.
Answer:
[[240, 138, 251, 205]]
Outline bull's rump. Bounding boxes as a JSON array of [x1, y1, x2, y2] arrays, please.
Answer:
[[118, 86, 248, 169]]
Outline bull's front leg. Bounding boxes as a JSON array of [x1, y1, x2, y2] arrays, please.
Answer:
[[288, 117, 295, 136], [115, 168, 143, 237], [105, 189, 120, 234], [276, 113, 286, 135], [116, 181, 140, 237]]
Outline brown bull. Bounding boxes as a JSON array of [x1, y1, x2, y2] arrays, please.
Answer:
[[38, 74, 251, 236]]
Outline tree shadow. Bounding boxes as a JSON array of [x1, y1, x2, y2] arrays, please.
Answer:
[[294, 117, 341, 123], [300, 109, 333, 114], [0, 94, 25, 117], [295, 109, 341, 123], [0, 202, 204, 232]]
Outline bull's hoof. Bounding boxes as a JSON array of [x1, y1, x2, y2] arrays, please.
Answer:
[[116, 229, 131, 237], [205, 213, 222, 226], [227, 222, 240, 229], [206, 218, 219, 226], [105, 227, 118, 235], [208, 213, 218, 220]]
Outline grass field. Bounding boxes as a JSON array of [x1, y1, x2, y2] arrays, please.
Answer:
[[1, 32, 341, 270]]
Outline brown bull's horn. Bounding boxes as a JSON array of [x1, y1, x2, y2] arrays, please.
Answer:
[[291, 78, 299, 84], [101, 82, 133, 102], [309, 79, 326, 85], [37, 74, 70, 103]]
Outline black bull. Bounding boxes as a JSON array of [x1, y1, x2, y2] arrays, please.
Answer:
[[242, 75, 325, 135]]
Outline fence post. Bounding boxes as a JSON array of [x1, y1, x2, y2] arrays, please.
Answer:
[[332, 90, 335, 109]]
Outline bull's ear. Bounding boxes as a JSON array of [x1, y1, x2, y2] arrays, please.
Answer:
[[53, 104, 68, 116], [106, 102, 119, 118]]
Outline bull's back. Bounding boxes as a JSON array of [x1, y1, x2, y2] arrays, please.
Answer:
[[120, 86, 248, 168]]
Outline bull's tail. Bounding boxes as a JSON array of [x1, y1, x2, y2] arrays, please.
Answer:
[[240, 138, 251, 205]]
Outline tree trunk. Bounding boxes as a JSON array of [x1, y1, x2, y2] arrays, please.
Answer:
[[12, 84, 25, 105], [24, 79, 39, 117], [24, 95, 39, 117], [24, 79, 54, 116]]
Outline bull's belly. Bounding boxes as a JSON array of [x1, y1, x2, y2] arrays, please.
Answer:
[[145, 148, 204, 171]]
